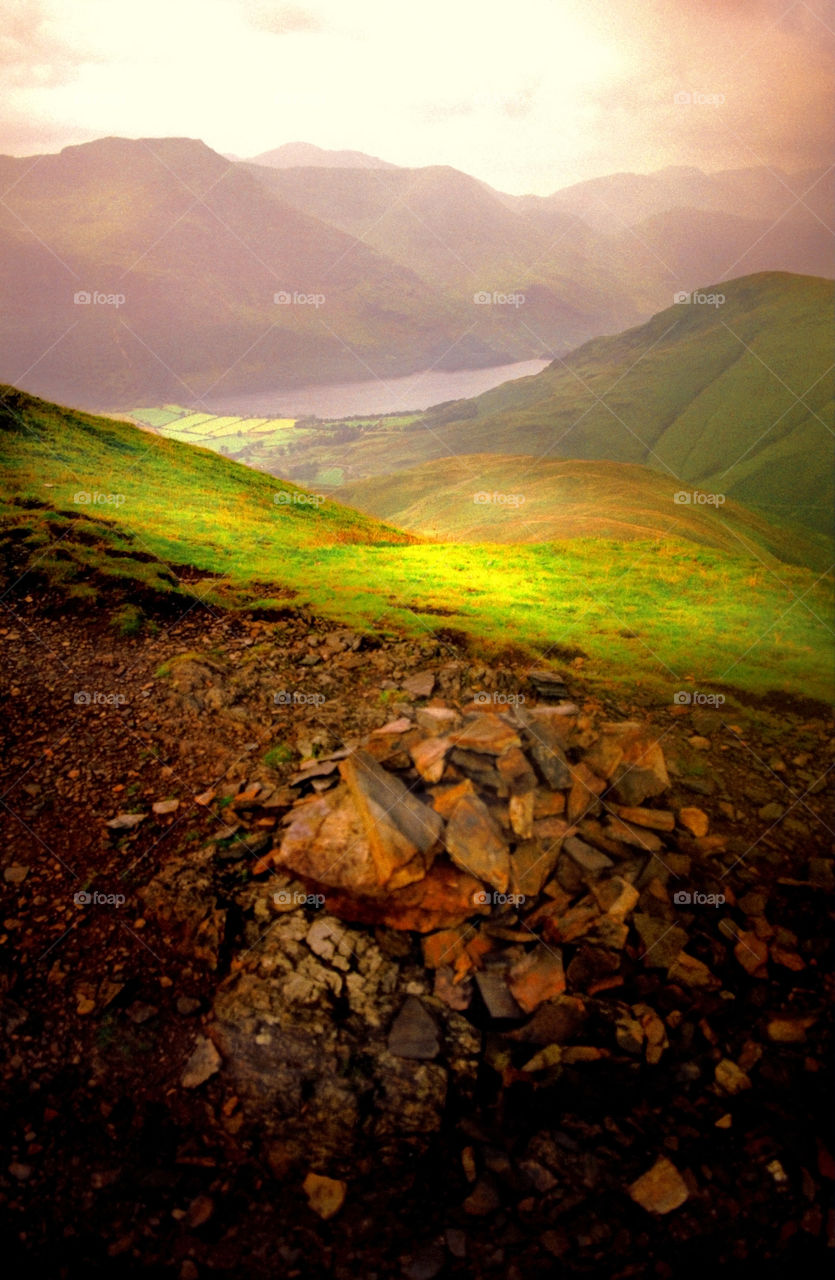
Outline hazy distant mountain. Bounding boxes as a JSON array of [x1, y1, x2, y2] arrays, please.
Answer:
[[250, 158, 834, 355], [246, 161, 652, 351], [511, 164, 834, 235], [0, 137, 502, 409], [612, 207, 835, 294], [2, 138, 831, 412], [249, 142, 399, 170]]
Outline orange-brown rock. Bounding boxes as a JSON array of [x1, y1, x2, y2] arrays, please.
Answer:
[[610, 805, 675, 832], [276, 789, 382, 896], [508, 945, 566, 1013], [320, 862, 488, 933], [604, 816, 663, 853], [445, 793, 510, 892], [533, 790, 566, 819], [428, 778, 476, 817], [679, 806, 709, 837], [667, 951, 721, 988], [591, 875, 640, 921], [511, 839, 562, 899], [422, 926, 469, 970], [541, 895, 601, 944], [497, 747, 538, 795], [567, 763, 606, 824], [409, 736, 452, 783], [734, 930, 769, 977], [585, 722, 670, 805], [340, 750, 443, 890], [508, 791, 535, 839], [450, 714, 521, 755], [628, 1157, 689, 1214]]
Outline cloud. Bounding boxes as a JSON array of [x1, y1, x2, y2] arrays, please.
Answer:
[[0, 0, 105, 87]]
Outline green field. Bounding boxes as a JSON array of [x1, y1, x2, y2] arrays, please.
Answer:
[[2, 386, 832, 707], [129, 405, 297, 451]]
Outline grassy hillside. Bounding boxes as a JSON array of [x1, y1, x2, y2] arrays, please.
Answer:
[[335, 455, 830, 569], [1, 386, 831, 706], [320, 274, 832, 538]]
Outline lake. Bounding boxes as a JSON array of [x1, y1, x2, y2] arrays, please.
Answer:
[[202, 359, 550, 420]]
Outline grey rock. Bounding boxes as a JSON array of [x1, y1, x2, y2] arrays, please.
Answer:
[[475, 969, 524, 1021], [388, 997, 441, 1060], [564, 836, 614, 875]]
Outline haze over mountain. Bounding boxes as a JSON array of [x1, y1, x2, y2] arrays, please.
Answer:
[[253, 157, 834, 317], [510, 164, 835, 233], [249, 142, 399, 170], [1, 135, 832, 414], [0, 137, 502, 409]]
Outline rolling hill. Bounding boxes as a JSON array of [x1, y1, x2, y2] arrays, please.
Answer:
[[320, 273, 833, 538], [334, 455, 829, 569]]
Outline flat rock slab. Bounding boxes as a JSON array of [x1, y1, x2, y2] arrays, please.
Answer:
[[497, 747, 538, 795], [528, 670, 570, 699], [417, 706, 461, 736], [450, 715, 521, 756], [522, 717, 573, 790], [401, 671, 436, 699], [106, 812, 147, 830], [445, 793, 510, 892], [303, 1172, 347, 1220], [277, 789, 382, 896], [567, 763, 606, 824], [634, 914, 688, 968], [152, 798, 180, 815], [340, 749, 443, 890], [611, 805, 675, 832], [410, 736, 452, 783], [564, 835, 614, 875], [511, 838, 562, 898], [388, 997, 441, 1059], [605, 816, 663, 852]]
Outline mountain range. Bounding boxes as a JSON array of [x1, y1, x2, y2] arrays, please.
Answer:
[[0, 137, 831, 410]]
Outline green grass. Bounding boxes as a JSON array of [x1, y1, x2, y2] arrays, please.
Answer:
[[1, 385, 832, 706], [335, 454, 831, 570]]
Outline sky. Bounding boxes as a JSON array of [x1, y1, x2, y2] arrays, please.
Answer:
[[1, 0, 832, 193]]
